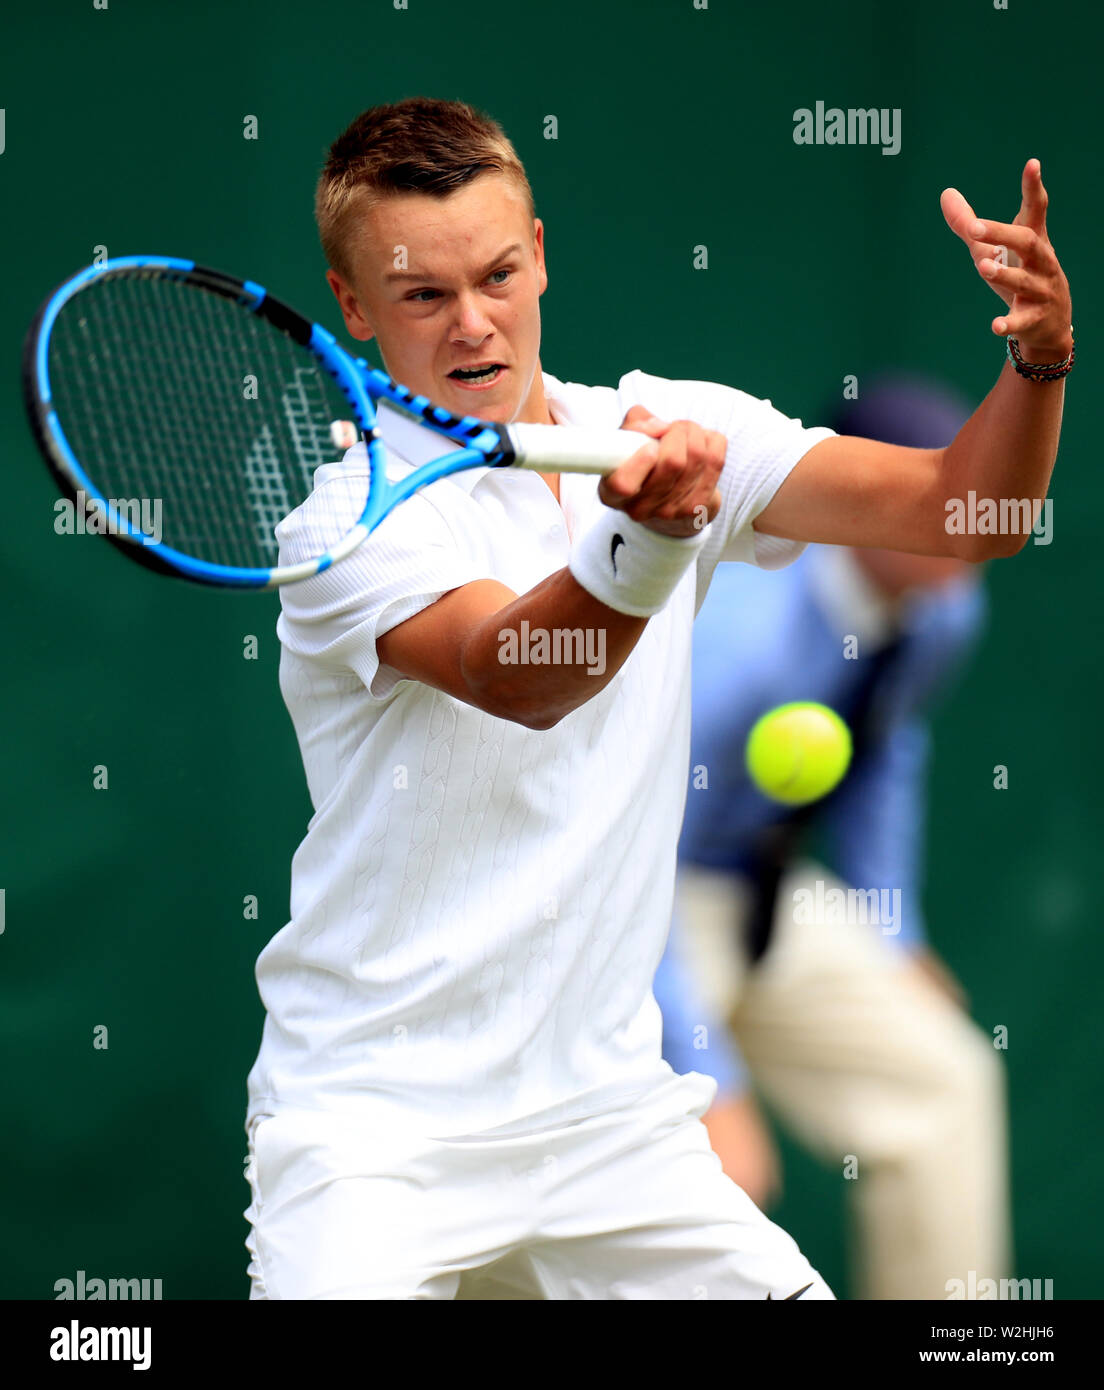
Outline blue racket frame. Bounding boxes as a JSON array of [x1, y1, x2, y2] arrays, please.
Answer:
[[24, 255, 524, 589]]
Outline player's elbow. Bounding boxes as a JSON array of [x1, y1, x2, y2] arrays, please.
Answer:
[[995, 528, 1032, 559], [958, 531, 1024, 562], [460, 649, 571, 731], [519, 707, 569, 731], [481, 694, 570, 731], [490, 687, 574, 730]]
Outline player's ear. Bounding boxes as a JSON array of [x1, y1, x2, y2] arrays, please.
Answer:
[[533, 219, 548, 296], [325, 269, 375, 343]]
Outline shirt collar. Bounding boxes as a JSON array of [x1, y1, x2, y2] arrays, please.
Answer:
[[327, 372, 587, 495], [424, 372, 581, 495]]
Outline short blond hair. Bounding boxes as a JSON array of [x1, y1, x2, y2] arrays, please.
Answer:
[[315, 98, 536, 283]]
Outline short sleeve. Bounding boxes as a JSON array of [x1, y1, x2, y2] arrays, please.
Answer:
[[712, 390, 835, 569], [612, 371, 835, 601], [275, 461, 497, 701]]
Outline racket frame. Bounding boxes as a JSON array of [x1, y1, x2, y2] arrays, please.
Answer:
[[23, 256, 509, 588], [24, 255, 645, 589]]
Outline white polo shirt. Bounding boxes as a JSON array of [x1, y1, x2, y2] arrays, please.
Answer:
[[245, 370, 835, 1138]]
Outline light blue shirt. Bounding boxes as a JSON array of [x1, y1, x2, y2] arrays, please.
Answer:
[[656, 548, 986, 1095]]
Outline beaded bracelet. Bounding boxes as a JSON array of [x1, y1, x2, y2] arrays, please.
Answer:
[[1006, 331, 1075, 382]]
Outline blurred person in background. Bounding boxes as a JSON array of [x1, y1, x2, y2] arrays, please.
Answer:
[[655, 377, 1012, 1300]]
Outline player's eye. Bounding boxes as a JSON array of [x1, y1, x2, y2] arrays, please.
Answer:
[[487, 268, 512, 286], [407, 288, 440, 303]]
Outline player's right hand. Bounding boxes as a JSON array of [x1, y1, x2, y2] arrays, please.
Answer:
[[599, 405, 725, 538]]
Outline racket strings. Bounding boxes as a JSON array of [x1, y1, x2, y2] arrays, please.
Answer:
[[48, 274, 355, 568]]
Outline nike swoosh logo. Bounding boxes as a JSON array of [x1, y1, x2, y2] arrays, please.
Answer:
[[766, 1282, 814, 1300], [610, 533, 624, 574]]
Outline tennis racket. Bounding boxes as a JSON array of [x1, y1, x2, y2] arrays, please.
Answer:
[[23, 255, 650, 588]]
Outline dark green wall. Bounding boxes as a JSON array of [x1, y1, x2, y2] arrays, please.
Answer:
[[1, 0, 1098, 1299]]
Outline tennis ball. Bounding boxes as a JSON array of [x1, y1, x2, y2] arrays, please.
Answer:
[[745, 702, 853, 806]]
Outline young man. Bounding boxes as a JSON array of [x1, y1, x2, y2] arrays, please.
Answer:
[[242, 98, 1072, 1299]]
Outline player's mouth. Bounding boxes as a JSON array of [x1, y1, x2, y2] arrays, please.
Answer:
[[448, 363, 507, 390]]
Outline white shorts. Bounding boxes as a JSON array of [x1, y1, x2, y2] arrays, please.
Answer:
[[243, 1072, 834, 1300]]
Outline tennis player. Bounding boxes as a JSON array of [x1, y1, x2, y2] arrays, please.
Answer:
[[242, 98, 1072, 1299]]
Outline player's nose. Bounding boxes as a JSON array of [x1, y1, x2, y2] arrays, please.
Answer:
[[451, 293, 496, 340]]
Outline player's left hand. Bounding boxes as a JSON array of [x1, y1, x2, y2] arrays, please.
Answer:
[[940, 159, 1073, 360]]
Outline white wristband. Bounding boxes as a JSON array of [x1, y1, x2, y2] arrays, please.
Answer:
[[568, 507, 707, 617]]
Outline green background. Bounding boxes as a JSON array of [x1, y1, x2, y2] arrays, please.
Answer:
[[1, 0, 1098, 1299]]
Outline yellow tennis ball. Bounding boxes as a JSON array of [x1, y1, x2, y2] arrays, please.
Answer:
[[745, 702, 853, 806]]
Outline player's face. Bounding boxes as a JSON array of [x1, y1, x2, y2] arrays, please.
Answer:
[[329, 173, 549, 426]]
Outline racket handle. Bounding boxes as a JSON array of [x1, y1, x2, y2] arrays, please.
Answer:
[[505, 422, 655, 475]]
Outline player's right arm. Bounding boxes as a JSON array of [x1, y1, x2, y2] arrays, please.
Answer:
[[377, 410, 725, 730], [376, 573, 643, 730]]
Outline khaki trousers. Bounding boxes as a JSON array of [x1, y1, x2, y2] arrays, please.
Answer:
[[676, 859, 1012, 1300]]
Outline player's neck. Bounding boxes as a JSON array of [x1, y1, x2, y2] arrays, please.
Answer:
[[515, 360, 561, 505], [514, 358, 555, 427]]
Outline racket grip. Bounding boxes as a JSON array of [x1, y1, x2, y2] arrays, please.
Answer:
[[505, 423, 654, 475]]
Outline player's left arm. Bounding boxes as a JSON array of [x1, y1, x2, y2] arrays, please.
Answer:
[[753, 159, 1072, 562]]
